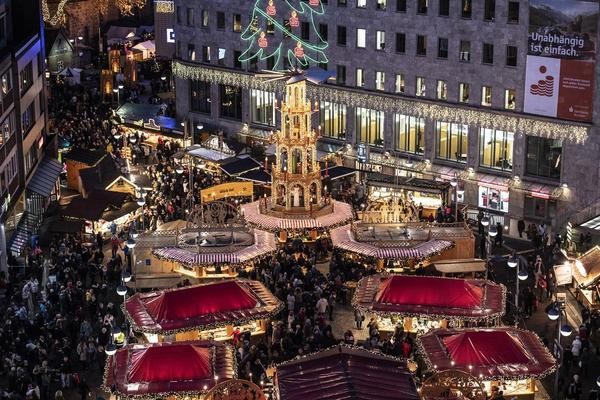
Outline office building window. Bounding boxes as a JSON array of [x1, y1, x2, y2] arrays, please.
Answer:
[[437, 80, 447, 100], [319, 24, 328, 41], [201, 10, 208, 27], [301, 22, 310, 40], [1, 69, 12, 101], [484, 0, 495, 21], [20, 62, 33, 94], [416, 35, 427, 56], [459, 83, 470, 103], [395, 74, 405, 93], [396, 0, 406, 12], [217, 12, 225, 30], [336, 65, 346, 85], [190, 80, 211, 113], [480, 128, 514, 171], [482, 43, 494, 64], [356, 28, 366, 48], [233, 14, 242, 32], [0, 110, 14, 147], [526, 137, 562, 180], [319, 102, 347, 139], [416, 76, 426, 96], [267, 19, 275, 34], [506, 45, 517, 67], [508, 1, 519, 23], [459, 40, 470, 61], [395, 33, 405, 53], [438, 37, 448, 58], [357, 0, 366, 8], [481, 86, 492, 106], [233, 50, 242, 69], [436, 121, 468, 163], [356, 68, 365, 87], [0, 13, 6, 43], [417, 0, 427, 14], [218, 48, 226, 66], [461, 0, 471, 18], [356, 107, 384, 146], [504, 89, 516, 110], [219, 85, 242, 120], [266, 55, 276, 70], [176, 6, 182, 24], [250, 89, 275, 126], [188, 44, 196, 61], [202, 46, 210, 62], [337, 26, 347, 46], [375, 71, 385, 90], [338, 0, 347, 6], [376, 31, 385, 50], [21, 101, 35, 135], [186, 8, 194, 26], [394, 114, 424, 154], [439, 0, 449, 16], [479, 186, 509, 213], [377, 0, 387, 10]]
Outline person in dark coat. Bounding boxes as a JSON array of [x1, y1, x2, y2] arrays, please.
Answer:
[[517, 219, 525, 238]]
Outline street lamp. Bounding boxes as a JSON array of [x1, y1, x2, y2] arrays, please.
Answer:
[[112, 88, 119, 105], [122, 271, 132, 283], [116, 284, 127, 297], [547, 303, 573, 397], [450, 173, 458, 222], [481, 216, 490, 227], [126, 238, 136, 249], [507, 252, 527, 325]]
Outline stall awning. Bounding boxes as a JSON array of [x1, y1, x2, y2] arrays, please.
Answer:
[[354, 274, 505, 321], [187, 145, 234, 163], [366, 172, 450, 194], [238, 169, 271, 184], [321, 166, 356, 180], [102, 201, 139, 222], [116, 103, 182, 135], [275, 345, 419, 400], [434, 259, 487, 275], [574, 246, 600, 286], [104, 342, 235, 397], [219, 156, 261, 176], [27, 157, 62, 197], [63, 196, 110, 221], [418, 328, 556, 380], [124, 279, 282, 334], [316, 141, 343, 160]]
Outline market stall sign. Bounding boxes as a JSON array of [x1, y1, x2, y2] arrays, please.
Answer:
[[200, 182, 253, 202], [554, 262, 572, 286]]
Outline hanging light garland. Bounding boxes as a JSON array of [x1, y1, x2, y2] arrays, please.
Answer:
[[172, 61, 589, 144], [42, 0, 147, 26]]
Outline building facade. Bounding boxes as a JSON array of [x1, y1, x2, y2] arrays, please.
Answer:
[[171, 0, 600, 233], [0, 0, 52, 276]]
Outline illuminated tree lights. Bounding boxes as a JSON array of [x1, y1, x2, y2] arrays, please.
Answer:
[[42, 0, 147, 26], [239, 0, 328, 70]]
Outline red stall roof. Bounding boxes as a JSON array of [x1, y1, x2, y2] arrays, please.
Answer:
[[124, 279, 283, 334], [274, 346, 419, 400], [418, 328, 556, 380], [353, 274, 505, 321], [103, 341, 235, 397]]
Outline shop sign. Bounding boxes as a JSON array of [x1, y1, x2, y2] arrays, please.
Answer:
[[525, 0, 597, 122], [553, 262, 572, 286], [200, 182, 254, 202]]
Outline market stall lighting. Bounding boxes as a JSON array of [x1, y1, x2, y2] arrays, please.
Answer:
[[560, 324, 573, 337], [105, 343, 117, 356], [481, 216, 490, 227], [517, 269, 528, 281], [116, 285, 127, 296], [126, 239, 136, 249], [118, 84, 124, 90], [123, 271, 132, 283], [547, 307, 560, 321], [112, 88, 118, 93]]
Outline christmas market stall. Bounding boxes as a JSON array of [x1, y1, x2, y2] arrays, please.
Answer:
[[418, 328, 556, 399], [272, 345, 419, 400], [124, 279, 283, 342], [103, 341, 236, 399], [353, 274, 505, 334], [330, 222, 471, 271], [573, 246, 600, 310]]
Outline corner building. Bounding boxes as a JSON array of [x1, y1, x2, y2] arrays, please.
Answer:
[[168, 0, 600, 233]]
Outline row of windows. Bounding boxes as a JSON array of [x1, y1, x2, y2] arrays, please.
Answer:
[[188, 82, 560, 179], [0, 152, 18, 196], [0, 110, 15, 149], [351, 0, 519, 24]]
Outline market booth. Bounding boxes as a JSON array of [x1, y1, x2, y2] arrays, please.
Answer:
[[104, 341, 235, 399], [272, 345, 419, 400], [573, 246, 600, 309], [125, 279, 283, 342], [353, 274, 505, 334], [418, 328, 556, 400], [330, 223, 467, 271]]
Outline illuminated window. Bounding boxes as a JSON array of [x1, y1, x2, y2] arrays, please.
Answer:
[[356, 68, 365, 87], [356, 28, 366, 48], [375, 71, 385, 91], [459, 83, 470, 103], [356, 107, 384, 146], [394, 114, 424, 154], [504, 89, 516, 110], [250, 89, 275, 126], [416, 76, 426, 96], [319, 102, 347, 139], [480, 128, 514, 171], [435, 121, 468, 163], [376, 31, 385, 50], [481, 86, 492, 106], [437, 80, 447, 100], [395, 74, 405, 93]]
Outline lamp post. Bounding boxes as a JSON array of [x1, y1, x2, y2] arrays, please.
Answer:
[[136, 196, 146, 231], [508, 252, 528, 326], [548, 302, 573, 397], [450, 173, 458, 222], [112, 88, 119, 106], [126, 238, 136, 279]]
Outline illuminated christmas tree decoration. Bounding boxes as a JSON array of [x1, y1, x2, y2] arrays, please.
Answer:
[[239, 0, 328, 70]]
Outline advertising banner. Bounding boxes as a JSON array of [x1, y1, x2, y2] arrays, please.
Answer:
[[525, 0, 598, 122]]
